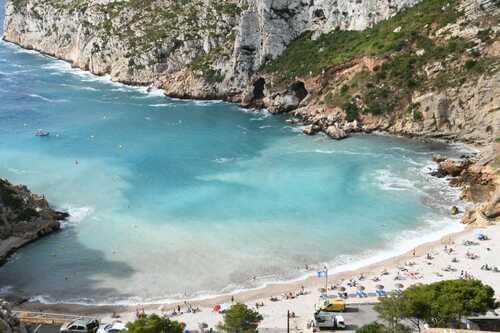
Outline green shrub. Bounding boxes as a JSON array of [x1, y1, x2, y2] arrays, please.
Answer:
[[127, 314, 183, 333], [374, 280, 495, 331], [261, 0, 459, 80], [343, 100, 360, 121], [217, 303, 263, 333], [477, 29, 493, 43]]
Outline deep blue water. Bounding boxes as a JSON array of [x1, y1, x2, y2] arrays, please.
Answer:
[[0, 1, 466, 304]]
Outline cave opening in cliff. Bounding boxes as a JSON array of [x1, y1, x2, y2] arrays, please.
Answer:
[[253, 78, 266, 100], [289, 81, 308, 101]]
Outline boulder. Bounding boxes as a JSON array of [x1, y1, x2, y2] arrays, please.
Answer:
[[432, 154, 447, 163], [303, 125, 320, 135], [437, 159, 467, 177], [482, 190, 500, 219], [325, 126, 348, 140]]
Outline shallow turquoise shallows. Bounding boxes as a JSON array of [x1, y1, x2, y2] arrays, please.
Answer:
[[0, 1, 467, 304]]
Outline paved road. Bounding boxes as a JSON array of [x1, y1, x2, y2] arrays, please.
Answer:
[[24, 304, 379, 333], [339, 304, 379, 332]]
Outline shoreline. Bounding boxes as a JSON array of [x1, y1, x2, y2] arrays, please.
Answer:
[[15, 221, 500, 332], [15, 222, 474, 311], [19, 215, 468, 307]]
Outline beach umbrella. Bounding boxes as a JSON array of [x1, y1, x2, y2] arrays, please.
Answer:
[[357, 285, 365, 291], [338, 286, 346, 292], [395, 283, 404, 289], [376, 284, 384, 290]]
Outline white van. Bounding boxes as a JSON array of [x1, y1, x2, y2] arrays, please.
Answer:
[[314, 311, 346, 330]]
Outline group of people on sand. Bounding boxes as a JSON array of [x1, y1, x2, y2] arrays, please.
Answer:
[[460, 270, 475, 280], [269, 285, 309, 303]]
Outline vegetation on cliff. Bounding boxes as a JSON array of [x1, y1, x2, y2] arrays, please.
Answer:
[[11, 0, 241, 78], [262, 0, 500, 120], [0, 178, 68, 264]]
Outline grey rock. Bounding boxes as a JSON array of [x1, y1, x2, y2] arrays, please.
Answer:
[[325, 125, 348, 139]]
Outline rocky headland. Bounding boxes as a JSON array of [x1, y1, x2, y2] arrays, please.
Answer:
[[432, 143, 500, 225], [0, 178, 68, 265]]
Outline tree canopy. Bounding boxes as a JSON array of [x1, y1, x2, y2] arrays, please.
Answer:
[[217, 303, 263, 333], [372, 279, 496, 332], [126, 314, 184, 333]]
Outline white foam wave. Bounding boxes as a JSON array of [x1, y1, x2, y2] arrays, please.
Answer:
[[28, 94, 68, 103], [59, 206, 94, 225], [191, 99, 223, 106], [373, 169, 422, 192], [386, 146, 433, 155], [149, 103, 172, 108], [7, 167, 29, 175], [213, 157, 235, 164], [284, 125, 307, 133]]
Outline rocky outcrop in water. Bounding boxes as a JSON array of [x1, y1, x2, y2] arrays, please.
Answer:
[[0, 178, 68, 265], [431, 144, 500, 225]]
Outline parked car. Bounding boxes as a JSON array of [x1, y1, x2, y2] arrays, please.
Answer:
[[60, 318, 99, 333], [97, 321, 127, 333], [314, 311, 346, 330]]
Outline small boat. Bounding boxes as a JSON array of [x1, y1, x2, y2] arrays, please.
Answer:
[[35, 129, 50, 137]]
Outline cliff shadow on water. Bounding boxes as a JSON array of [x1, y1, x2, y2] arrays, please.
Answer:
[[0, 226, 137, 304]]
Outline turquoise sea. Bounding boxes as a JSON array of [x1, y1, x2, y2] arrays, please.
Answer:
[[0, 1, 468, 304]]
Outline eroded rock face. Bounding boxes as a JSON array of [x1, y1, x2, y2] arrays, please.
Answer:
[[0, 299, 27, 333], [431, 144, 500, 226], [0, 178, 68, 264], [267, 81, 308, 113]]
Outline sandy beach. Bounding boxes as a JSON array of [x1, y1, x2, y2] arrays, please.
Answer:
[[16, 221, 500, 331]]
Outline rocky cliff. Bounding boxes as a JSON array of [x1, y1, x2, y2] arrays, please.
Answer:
[[433, 143, 500, 225], [3, 0, 420, 98], [0, 178, 68, 265], [0, 299, 26, 333], [3, 0, 499, 145]]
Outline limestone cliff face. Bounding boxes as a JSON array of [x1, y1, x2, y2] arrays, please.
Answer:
[[3, 0, 419, 98]]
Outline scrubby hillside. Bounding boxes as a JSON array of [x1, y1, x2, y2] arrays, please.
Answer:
[[252, 0, 500, 144]]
